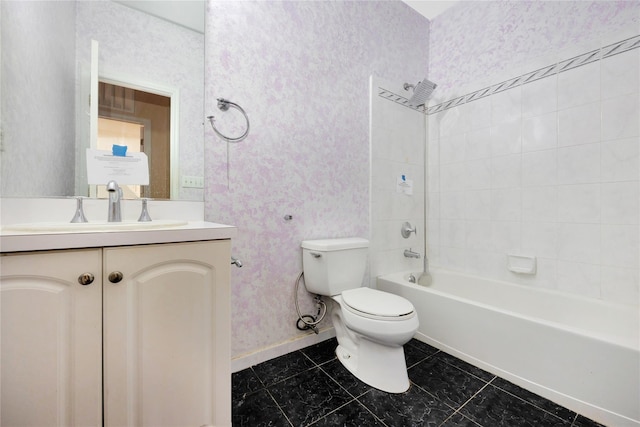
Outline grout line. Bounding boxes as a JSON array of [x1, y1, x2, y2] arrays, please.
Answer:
[[569, 412, 580, 426], [306, 395, 390, 427], [438, 410, 483, 427], [409, 380, 460, 413], [486, 379, 578, 425], [406, 348, 441, 369], [256, 351, 320, 388], [355, 392, 392, 427], [442, 377, 495, 426], [300, 348, 321, 366], [318, 360, 363, 400], [303, 398, 356, 427], [250, 366, 268, 389], [264, 388, 295, 427]]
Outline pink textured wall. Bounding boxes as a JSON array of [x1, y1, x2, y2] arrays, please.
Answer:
[[430, 0, 640, 98], [204, 1, 429, 358]]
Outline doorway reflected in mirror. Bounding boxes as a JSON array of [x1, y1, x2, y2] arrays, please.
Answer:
[[97, 82, 170, 199]]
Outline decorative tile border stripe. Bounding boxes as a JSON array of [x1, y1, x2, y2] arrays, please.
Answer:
[[602, 35, 640, 58], [426, 34, 639, 115], [377, 87, 426, 112], [377, 35, 639, 115]]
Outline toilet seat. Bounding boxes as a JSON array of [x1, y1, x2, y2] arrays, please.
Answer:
[[341, 288, 414, 321]]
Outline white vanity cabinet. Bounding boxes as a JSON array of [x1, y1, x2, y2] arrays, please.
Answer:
[[1, 239, 232, 427], [103, 240, 231, 427], [1, 248, 103, 426]]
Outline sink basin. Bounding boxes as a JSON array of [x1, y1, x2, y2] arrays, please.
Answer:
[[2, 220, 188, 233]]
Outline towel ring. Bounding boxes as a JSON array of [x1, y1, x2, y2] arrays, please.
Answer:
[[207, 98, 250, 143]]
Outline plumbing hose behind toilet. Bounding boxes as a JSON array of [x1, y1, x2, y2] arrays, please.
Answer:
[[294, 272, 327, 334]]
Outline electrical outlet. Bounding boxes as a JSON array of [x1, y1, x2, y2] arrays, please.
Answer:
[[181, 175, 204, 188]]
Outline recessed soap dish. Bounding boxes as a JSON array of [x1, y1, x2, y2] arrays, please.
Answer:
[[507, 254, 537, 275]]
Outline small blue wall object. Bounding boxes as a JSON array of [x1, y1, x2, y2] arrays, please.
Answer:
[[112, 144, 128, 156]]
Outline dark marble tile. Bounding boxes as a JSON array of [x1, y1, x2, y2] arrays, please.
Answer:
[[233, 367, 264, 400], [300, 338, 338, 366], [440, 412, 483, 426], [435, 351, 495, 382], [232, 342, 598, 427], [571, 415, 607, 427], [459, 384, 570, 427], [406, 339, 440, 358], [491, 377, 576, 423], [252, 350, 316, 387], [268, 366, 353, 426], [409, 356, 488, 408], [311, 400, 385, 426], [232, 388, 291, 427], [405, 340, 438, 368], [358, 386, 454, 426], [320, 359, 373, 397]]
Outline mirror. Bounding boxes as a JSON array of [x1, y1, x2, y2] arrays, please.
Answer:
[[0, 0, 205, 200]]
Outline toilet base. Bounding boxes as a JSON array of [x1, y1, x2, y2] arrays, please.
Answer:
[[334, 340, 410, 393]]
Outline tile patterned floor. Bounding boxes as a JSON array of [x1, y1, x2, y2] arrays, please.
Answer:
[[232, 338, 606, 427]]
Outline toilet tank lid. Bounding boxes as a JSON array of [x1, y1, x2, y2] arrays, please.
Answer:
[[301, 237, 369, 251]]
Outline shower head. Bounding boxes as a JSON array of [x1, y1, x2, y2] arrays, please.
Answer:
[[404, 78, 437, 107]]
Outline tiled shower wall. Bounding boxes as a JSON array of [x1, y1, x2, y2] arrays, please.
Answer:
[[427, 45, 640, 304], [370, 77, 426, 286]]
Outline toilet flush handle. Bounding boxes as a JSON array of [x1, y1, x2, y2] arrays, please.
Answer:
[[310, 252, 322, 258]]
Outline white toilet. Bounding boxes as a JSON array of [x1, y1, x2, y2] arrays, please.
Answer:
[[301, 237, 419, 393]]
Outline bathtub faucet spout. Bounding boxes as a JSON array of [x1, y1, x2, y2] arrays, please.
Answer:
[[404, 248, 421, 259]]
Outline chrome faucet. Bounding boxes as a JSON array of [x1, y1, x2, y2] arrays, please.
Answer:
[[106, 180, 122, 222], [404, 248, 421, 259]]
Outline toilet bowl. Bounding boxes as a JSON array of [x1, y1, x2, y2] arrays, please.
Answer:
[[301, 238, 419, 393], [331, 288, 419, 393]]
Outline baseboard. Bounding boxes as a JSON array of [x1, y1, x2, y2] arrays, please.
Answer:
[[231, 327, 336, 373]]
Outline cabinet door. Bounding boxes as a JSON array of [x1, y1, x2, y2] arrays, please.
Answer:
[[1, 249, 103, 427], [103, 240, 231, 427]]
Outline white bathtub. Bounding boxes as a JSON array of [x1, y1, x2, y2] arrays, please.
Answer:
[[377, 269, 640, 427]]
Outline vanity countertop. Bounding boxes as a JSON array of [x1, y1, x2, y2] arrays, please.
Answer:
[[1, 198, 237, 253], [0, 221, 237, 253]]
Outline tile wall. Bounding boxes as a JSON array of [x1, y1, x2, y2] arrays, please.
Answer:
[[427, 46, 640, 304], [370, 77, 426, 286]]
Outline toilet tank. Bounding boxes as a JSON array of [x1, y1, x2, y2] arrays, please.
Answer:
[[301, 237, 369, 296]]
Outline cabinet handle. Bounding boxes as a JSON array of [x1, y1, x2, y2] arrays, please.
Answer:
[[78, 272, 95, 285], [108, 271, 124, 283]]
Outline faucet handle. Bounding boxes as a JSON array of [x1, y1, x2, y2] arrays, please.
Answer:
[[70, 197, 89, 223], [137, 198, 152, 222], [401, 221, 416, 238]]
